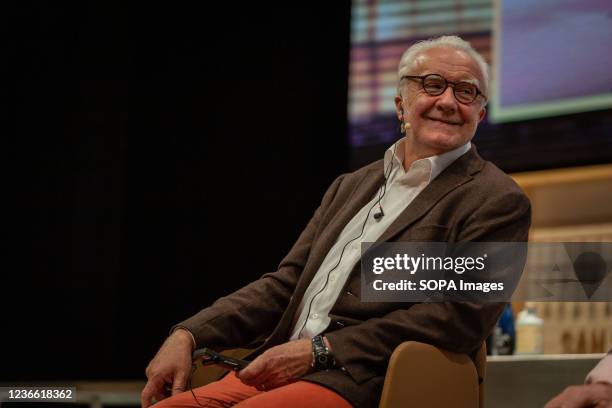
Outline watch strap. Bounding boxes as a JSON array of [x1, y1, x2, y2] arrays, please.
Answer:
[[311, 335, 335, 370]]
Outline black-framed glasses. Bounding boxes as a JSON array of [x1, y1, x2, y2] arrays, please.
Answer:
[[401, 74, 486, 104]]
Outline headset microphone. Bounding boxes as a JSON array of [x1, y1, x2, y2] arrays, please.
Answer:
[[373, 109, 408, 222], [373, 140, 400, 221]]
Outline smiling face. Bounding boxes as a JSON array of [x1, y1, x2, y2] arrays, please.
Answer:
[[395, 47, 487, 160]]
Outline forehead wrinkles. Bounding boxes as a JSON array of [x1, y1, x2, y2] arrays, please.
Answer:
[[410, 49, 483, 87]]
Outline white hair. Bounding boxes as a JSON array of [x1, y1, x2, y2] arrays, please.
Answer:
[[397, 35, 489, 98]]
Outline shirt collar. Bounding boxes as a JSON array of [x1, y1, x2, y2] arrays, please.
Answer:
[[383, 137, 471, 183]]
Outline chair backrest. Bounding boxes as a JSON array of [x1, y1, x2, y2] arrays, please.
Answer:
[[378, 341, 484, 408]]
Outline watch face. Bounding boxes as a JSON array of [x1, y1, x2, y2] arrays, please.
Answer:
[[318, 355, 328, 364]]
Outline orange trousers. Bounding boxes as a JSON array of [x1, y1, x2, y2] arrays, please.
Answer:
[[153, 372, 353, 408]]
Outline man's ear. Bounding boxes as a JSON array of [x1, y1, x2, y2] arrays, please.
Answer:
[[478, 106, 486, 123], [394, 96, 404, 121]]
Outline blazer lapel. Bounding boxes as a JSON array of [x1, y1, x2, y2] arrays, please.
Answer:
[[270, 165, 385, 342], [297, 165, 385, 289], [376, 147, 484, 243], [271, 148, 485, 344]]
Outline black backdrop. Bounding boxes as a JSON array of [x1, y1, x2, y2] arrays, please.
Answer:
[[6, 1, 351, 380]]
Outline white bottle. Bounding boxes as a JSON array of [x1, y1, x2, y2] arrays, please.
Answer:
[[515, 302, 544, 354]]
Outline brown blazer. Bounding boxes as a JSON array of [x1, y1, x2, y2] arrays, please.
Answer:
[[176, 146, 531, 407]]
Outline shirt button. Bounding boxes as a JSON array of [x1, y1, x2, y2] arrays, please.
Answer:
[[329, 275, 336, 282], [311, 313, 319, 319]]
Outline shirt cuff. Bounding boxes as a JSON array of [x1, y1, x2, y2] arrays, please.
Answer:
[[171, 326, 197, 349]]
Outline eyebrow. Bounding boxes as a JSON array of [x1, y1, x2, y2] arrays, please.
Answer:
[[421, 72, 480, 87], [460, 78, 480, 86]]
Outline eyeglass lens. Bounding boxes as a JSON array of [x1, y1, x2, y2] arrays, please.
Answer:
[[422, 75, 477, 103]]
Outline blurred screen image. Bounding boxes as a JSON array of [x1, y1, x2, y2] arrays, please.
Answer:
[[492, 0, 612, 122]]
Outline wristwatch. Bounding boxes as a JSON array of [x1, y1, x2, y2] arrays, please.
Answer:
[[311, 335, 335, 370]]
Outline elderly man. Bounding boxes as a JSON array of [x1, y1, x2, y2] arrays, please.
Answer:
[[142, 35, 531, 408]]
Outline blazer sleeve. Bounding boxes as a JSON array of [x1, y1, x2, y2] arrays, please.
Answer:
[[172, 174, 346, 349], [325, 189, 531, 384]]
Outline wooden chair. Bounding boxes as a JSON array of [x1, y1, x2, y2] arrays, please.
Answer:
[[378, 341, 486, 408]]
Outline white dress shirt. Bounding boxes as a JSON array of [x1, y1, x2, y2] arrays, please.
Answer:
[[289, 138, 471, 340]]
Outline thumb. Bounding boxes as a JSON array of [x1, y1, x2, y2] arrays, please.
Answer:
[[237, 359, 263, 382]]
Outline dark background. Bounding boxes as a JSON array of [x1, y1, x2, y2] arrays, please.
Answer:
[[6, 1, 350, 380], [5, 1, 611, 382]]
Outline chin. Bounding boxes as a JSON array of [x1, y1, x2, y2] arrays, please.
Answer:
[[420, 132, 466, 152]]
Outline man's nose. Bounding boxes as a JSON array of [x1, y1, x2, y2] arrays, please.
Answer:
[[435, 86, 457, 112]]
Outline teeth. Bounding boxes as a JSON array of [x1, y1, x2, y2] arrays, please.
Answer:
[[429, 118, 457, 125]]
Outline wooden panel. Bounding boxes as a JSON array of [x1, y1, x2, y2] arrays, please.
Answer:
[[511, 164, 612, 228]]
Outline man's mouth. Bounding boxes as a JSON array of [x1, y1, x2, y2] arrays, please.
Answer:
[[426, 117, 462, 126]]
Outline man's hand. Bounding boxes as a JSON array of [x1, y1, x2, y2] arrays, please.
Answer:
[[141, 329, 195, 408], [544, 383, 612, 408], [587, 354, 612, 385], [237, 339, 313, 390]]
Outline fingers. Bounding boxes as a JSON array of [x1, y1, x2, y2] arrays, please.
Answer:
[[544, 385, 586, 408], [141, 377, 164, 408], [544, 384, 612, 408], [237, 341, 310, 390], [155, 389, 168, 404], [237, 356, 269, 386], [255, 371, 291, 391], [171, 370, 189, 395], [238, 359, 287, 390], [251, 369, 276, 389], [142, 332, 194, 406], [244, 370, 275, 391]]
